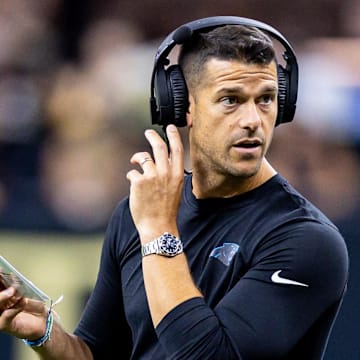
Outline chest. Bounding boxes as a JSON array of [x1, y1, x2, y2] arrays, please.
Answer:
[[120, 213, 259, 337]]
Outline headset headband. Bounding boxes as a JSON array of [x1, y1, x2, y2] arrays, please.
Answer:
[[155, 16, 295, 61]]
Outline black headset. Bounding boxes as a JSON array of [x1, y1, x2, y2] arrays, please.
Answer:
[[150, 16, 298, 128]]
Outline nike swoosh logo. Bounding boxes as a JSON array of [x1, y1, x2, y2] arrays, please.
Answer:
[[271, 270, 309, 287]]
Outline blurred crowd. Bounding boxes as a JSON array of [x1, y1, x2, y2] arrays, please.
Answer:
[[0, 0, 156, 232], [0, 0, 359, 357], [0, 0, 359, 234]]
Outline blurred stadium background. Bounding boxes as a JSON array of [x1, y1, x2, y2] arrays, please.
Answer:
[[0, 0, 359, 359]]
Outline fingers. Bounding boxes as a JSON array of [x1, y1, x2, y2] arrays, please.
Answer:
[[0, 287, 48, 339], [142, 125, 183, 171], [127, 152, 154, 183], [130, 152, 154, 170], [0, 287, 22, 312], [139, 157, 153, 167], [143, 129, 169, 171], [23, 298, 48, 315], [128, 125, 183, 176], [0, 287, 23, 331], [1, 286, 46, 315], [166, 124, 184, 176]]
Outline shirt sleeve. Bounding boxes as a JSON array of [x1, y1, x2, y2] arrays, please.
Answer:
[[74, 203, 133, 359], [156, 220, 349, 359]]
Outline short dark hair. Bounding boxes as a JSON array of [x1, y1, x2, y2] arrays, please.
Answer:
[[178, 25, 276, 92]]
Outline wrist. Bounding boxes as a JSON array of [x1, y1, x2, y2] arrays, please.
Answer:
[[138, 225, 179, 244], [22, 311, 54, 348], [142, 232, 183, 257]]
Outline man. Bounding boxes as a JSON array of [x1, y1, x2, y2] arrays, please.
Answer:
[[0, 17, 348, 359]]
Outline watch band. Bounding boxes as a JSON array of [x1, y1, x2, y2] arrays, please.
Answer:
[[141, 238, 160, 256]]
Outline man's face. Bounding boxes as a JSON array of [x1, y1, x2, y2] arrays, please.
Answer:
[[187, 58, 278, 180]]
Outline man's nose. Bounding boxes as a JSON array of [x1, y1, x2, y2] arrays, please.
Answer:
[[238, 101, 261, 131]]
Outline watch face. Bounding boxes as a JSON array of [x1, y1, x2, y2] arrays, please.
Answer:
[[160, 233, 183, 256]]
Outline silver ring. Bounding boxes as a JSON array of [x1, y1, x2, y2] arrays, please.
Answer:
[[140, 157, 152, 166]]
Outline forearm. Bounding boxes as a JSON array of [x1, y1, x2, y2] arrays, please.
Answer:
[[142, 252, 202, 327], [128, 125, 202, 326], [33, 322, 93, 360]]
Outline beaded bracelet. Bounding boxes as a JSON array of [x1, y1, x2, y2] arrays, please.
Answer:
[[22, 310, 54, 347], [21, 295, 63, 348]]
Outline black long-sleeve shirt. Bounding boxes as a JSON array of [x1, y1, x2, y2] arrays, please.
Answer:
[[74, 174, 348, 359]]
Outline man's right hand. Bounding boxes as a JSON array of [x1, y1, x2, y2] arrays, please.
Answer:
[[0, 286, 48, 340]]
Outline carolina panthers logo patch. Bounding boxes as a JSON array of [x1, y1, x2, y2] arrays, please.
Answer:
[[209, 243, 240, 266]]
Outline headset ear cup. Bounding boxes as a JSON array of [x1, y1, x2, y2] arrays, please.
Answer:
[[167, 65, 189, 127], [277, 65, 288, 126], [153, 64, 171, 126]]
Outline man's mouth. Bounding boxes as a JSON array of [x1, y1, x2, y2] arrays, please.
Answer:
[[233, 139, 262, 148]]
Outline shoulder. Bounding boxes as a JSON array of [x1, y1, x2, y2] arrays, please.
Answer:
[[268, 175, 338, 227], [108, 196, 132, 227], [250, 219, 349, 305], [102, 196, 136, 251], [271, 219, 348, 288], [280, 219, 347, 258]]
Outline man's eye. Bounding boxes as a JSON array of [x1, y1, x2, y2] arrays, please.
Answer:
[[221, 96, 237, 105], [260, 94, 275, 105]]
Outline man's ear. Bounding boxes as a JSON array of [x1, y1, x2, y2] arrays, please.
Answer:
[[186, 94, 195, 126]]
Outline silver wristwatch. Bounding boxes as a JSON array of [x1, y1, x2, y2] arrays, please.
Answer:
[[141, 232, 183, 257]]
